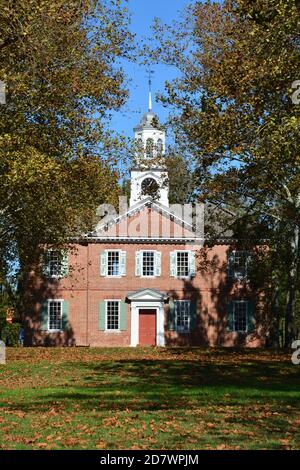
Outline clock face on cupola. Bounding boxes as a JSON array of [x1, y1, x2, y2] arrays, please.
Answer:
[[129, 74, 169, 207], [141, 177, 159, 198]]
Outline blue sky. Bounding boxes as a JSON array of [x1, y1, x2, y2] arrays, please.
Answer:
[[110, 0, 191, 139]]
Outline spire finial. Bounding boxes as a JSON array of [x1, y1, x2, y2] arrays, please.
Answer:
[[147, 68, 154, 112]]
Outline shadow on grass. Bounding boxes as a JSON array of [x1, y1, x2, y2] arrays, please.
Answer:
[[2, 357, 300, 413]]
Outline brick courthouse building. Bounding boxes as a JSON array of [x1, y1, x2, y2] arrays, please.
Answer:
[[26, 98, 265, 347]]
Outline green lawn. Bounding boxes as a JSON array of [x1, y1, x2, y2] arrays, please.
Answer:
[[0, 347, 299, 450]]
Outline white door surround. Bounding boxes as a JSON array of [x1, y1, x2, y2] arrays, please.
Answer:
[[127, 289, 167, 347]]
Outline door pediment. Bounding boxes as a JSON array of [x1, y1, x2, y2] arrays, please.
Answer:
[[127, 288, 168, 302]]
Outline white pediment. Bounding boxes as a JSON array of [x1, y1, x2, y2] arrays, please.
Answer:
[[127, 288, 168, 302]]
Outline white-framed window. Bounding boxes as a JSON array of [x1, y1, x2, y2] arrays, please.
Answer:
[[106, 300, 120, 331], [107, 251, 120, 276], [48, 300, 63, 331], [170, 251, 196, 278], [135, 251, 161, 277], [228, 251, 250, 279], [100, 250, 126, 277], [175, 300, 190, 333], [233, 301, 248, 332], [176, 251, 189, 277], [44, 250, 68, 278], [142, 251, 155, 276]]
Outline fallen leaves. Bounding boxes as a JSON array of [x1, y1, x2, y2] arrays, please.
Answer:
[[0, 347, 299, 450]]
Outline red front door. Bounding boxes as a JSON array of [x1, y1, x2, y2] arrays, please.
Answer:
[[139, 309, 156, 346]]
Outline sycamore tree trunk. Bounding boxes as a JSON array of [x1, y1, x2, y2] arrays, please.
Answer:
[[284, 223, 300, 347], [270, 270, 280, 349]]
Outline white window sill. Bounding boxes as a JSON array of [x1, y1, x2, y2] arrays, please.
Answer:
[[104, 329, 121, 333], [47, 329, 63, 333]]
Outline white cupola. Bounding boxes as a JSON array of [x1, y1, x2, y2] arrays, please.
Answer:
[[129, 78, 169, 207]]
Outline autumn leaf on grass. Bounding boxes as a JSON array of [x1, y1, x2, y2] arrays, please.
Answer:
[[206, 422, 216, 429], [279, 439, 292, 448], [35, 443, 49, 449], [95, 441, 107, 449]]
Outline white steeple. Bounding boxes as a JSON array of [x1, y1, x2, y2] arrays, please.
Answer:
[[129, 76, 169, 207], [148, 69, 153, 112]]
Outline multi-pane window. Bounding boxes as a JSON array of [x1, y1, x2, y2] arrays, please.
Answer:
[[229, 251, 249, 279], [101, 251, 126, 277], [142, 251, 155, 276], [44, 250, 68, 278], [136, 251, 161, 277], [107, 251, 120, 276], [233, 301, 247, 332], [106, 301, 120, 331], [48, 300, 62, 331], [175, 301, 190, 332], [170, 251, 196, 278], [48, 251, 63, 277], [176, 252, 189, 277]]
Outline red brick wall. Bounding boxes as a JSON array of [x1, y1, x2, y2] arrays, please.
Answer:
[[27, 241, 266, 348]]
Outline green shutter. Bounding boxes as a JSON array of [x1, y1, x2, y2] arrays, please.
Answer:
[[100, 252, 107, 276], [168, 299, 176, 331], [62, 300, 69, 331], [99, 301, 106, 331], [246, 253, 252, 279], [120, 301, 127, 331], [40, 300, 49, 330], [247, 301, 255, 333], [170, 251, 176, 277], [190, 300, 197, 331], [61, 251, 69, 278], [226, 301, 234, 331], [135, 251, 141, 276], [42, 251, 50, 278], [228, 252, 235, 278]]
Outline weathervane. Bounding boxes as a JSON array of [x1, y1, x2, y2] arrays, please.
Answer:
[[147, 67, 154, 112]]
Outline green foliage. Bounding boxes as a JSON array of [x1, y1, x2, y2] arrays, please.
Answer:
[[165, 153, 195, 204], [0, 307, 6, 332], [0, 323, 21, 346], [0, 0, 133, 279]]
